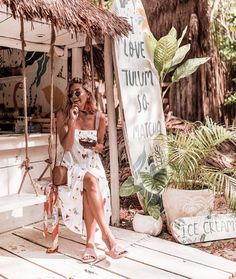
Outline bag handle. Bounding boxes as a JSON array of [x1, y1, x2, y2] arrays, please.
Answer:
[[54, 119, 65, 168], [95, 111, 101, 130]]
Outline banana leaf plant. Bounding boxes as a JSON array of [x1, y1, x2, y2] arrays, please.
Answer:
[[145, 26, 210, 98]]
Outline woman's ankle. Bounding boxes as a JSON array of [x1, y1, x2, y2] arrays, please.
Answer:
[[102, 234, 116, 250], [86, 242, 95, 248]]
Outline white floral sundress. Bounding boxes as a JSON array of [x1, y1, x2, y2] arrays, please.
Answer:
[[57, 112, 111, 236]]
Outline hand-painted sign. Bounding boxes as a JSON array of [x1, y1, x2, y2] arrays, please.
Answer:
[[171, 214, 236, 244], [112, 0, 166, 182]]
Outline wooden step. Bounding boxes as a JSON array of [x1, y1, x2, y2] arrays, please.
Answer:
[[0, 193, 46, 213]]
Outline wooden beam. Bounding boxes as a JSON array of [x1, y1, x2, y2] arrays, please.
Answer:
[[72, 47, 83, 79], [104, 36, 120, 226]]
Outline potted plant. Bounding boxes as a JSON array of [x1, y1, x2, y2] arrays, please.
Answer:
[[120, 26, 211, 236], [120, 118, 236, 236], [120, 137, 168, 236], [162, 118, 236, 230]]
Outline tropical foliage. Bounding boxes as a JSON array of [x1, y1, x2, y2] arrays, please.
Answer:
[[91, 0, 112, 9], [120, 118, 236, 217], [145, 27, 210, 97], [224, 82, 236, 105], [211, 0, 236, 106], [168, 118, 235, 188], [212, 0, 236, 63], [167, 118, 236, 211], [120, 140, 168, 220]]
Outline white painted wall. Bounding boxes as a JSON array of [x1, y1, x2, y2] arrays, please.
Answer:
[[0, 134, 51, 233]]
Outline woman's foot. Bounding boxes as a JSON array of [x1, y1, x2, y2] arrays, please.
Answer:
[[102, 235, 128, 259], [82, 244, 97, 263], [105, 244, 128, 259]]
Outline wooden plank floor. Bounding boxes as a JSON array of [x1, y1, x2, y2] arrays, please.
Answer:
[[0, 221, 235, 279]]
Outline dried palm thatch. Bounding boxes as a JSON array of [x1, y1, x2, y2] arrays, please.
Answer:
[[0, 0, 131, 37]]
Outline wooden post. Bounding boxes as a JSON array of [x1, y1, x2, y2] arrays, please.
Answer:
[[49, 24, 55, 176], [104, 36, 120, 226], [20, 16, 29, 163], [72, 48, 83, 79]]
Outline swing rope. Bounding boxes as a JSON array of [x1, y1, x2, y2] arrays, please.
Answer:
[[38, 24, 55, 181], [90, 38, 95, 97], [18, 15, 38, 195]]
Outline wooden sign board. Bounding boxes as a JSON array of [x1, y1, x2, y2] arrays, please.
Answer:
[[112, 0, 166, 182], [171, 214, 236, 244]]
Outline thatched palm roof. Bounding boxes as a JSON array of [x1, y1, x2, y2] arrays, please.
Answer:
[[0, 0, 131, 37]]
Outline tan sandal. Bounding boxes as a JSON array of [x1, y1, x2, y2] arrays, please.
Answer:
[[105, 244, 128, 259], [82, 247, 97, 263], [46, 246, 59, 254]]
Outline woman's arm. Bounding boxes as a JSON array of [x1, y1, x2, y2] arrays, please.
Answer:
[[56, 109, 77, 152], [92, 113, 106, 153]]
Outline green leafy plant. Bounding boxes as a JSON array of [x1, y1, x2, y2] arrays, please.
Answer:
[[212, 0, 236, 63], [224, 79, 236, 105], [212, 1, 236, 106], [166, 117, 236, 211], [224, 91, 236, 105], [145, 27, 210, 97], [91, 0, 112, 9], [120, 140, 168, 220], [120, 118, 236, 217]]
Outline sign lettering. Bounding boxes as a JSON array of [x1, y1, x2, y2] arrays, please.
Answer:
[[171, 214, 236, 244], [112, 0, 166, 180]]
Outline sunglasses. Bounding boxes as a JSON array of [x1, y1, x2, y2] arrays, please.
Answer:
[[67, 89, 81, 98]]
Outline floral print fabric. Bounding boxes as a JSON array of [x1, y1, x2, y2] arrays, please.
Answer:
[[57, 129, 111, 235]]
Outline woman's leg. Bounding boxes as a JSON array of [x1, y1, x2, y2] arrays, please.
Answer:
[[83, 172, 117, 250], [82, 190, 97, 262], [83, 190, 96, 247]]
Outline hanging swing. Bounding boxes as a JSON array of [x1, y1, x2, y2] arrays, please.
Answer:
[[37, 31, 95, 186], [37, 24, 56, 185], [0, 16, 47, 213]]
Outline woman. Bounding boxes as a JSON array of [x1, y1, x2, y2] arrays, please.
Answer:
[[56, 78, 127, 263]]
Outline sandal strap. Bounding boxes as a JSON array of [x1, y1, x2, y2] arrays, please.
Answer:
[[83, 247, 97, 259], [111, 245, 127, 255]]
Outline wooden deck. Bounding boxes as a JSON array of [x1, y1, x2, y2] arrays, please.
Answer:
[[0, 221, 235, 279]]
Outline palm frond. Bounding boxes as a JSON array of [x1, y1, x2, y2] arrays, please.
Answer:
[[195, 118, 236, 151], [225, 176, 236, 211], [153, 144, 168, 169], [198, 165, 236, 193], [168, 133, 203, 175]]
